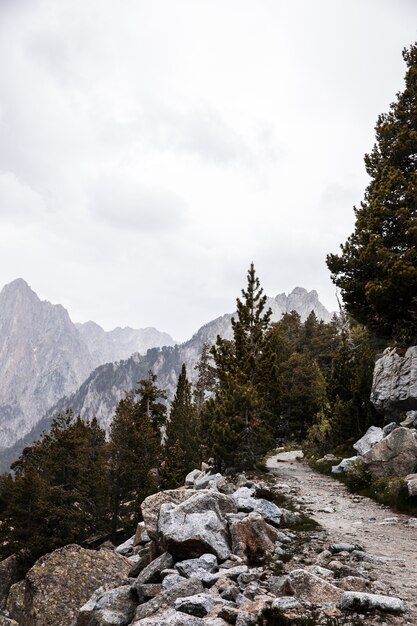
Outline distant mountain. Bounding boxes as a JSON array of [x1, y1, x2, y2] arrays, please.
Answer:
[[0, 286, 333, 472], [0, 279, 176, 451], [76, 321, 176, 364]]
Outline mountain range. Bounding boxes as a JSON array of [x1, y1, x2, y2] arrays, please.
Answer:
[[0, 279, 333, 472]]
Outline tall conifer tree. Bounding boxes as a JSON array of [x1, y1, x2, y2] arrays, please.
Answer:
[[207, 264, 274, 470], [162, 364, 199, 488], [327, 43, 417, 345]]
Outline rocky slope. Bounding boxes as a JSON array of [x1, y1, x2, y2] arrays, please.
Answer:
[[0, 279, 176, 453], [0, 456, 411, 625]]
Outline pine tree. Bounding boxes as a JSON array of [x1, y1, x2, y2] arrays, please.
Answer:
[[135, 370, 167, 433], [109, 390, 161, 534], [161, 364, 199, 488], [0, 411, 110, 570], [193, 342, 215, 412], [327, 43, 417, 345], [207, 264, 274, 470]]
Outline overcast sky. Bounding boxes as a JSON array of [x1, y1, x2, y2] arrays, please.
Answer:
[[0, 1, 416, 340]]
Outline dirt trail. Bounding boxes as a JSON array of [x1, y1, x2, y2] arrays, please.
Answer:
[[267, 452, 417, 623]]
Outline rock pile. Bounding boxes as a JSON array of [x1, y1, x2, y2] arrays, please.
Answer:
[[331, 424, 417, 483], [0, 469, 406, 625]]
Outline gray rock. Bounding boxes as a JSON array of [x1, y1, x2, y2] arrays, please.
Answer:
[[353, 426, 383, 456], [141, 490, 200, 540], [158, 492, 235, 561], [128, 544, 157, 578], [383, 422, 399, 437], [340, 591, 404, 614], [131, 552, 174, 593], [271, 596, 301, 610], [371, 346, 417, 417], [77, 586, 136, 626], [176, 554, 218, 578], [231, 489, 281, 526], [174, 592, 218, 617], [162, 574, 186, 591], [201, 565, 249, 587], [405, 473, 417, 496], [266, 575, 291, 596], [134, 522, 151, 546], [330, 543, 363, 554], [115, 536, 135, 555], [332, 456, 359, 474], [185, 469, 203, 488], [131, 608, 205, 624], [194, 473, 224, 490], [401, 409, 417, 427], [362, 427, 417, 477], [134, 577, 204, 621]]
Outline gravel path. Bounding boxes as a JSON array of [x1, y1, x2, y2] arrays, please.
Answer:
[[267, 451, 417, 623]]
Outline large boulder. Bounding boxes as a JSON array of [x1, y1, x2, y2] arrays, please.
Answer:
[[371, 346, 417, 418], [362, 427, 417, 477], [158, 492, 235, 561], [141, 490, 200, 540], [6, 545, 131, 626]]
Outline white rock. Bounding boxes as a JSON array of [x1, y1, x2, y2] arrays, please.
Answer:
[[353, 426, 383, 456]]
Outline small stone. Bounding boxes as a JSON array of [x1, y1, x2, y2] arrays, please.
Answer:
[[340, 591, 404, 614], [115, 536, 135, 555], [174, 592, 219, 617], [271, 596, 301, 610]]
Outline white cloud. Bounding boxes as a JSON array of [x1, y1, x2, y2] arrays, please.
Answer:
[[0, 0, 416, 339]]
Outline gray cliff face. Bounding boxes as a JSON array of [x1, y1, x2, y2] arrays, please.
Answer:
[[0, 279, 94, 448], [0, 279, 177, 451], [76, 321, 177, 366], [269, 287, 333, 323]]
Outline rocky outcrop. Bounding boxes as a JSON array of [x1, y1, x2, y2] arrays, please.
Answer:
[[371, 346, 417, 418], [6, 544, 131, 626], [157, 492, 236, 560], [70, 470, 406, 625], [362, 427, 417, 477]]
